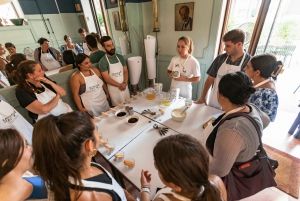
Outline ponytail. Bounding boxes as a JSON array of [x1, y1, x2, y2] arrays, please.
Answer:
[[192, 182, 222, 201], [32, 112, 95, 201]]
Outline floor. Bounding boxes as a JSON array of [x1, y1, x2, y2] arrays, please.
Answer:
[[242, 50, 300, 201]]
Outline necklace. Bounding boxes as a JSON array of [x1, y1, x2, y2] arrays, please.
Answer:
[[254, 77, 271, 88]]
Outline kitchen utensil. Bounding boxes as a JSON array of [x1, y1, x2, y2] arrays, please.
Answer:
[[153, 123, 169, 136], [180, 107, 189, 115], [154, 109, 164, 119]]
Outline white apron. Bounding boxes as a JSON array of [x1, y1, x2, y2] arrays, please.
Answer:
[[82, 42, 90, 55], [202, 106, 246, 144], [69, 162, 126, 201], [170, 56, 192, 99], [35, 84, 72, 121], [0, 70, 10, 87], [80, 70, 109, 116], [208, 52, 246, 109], [105, 55, 130, 106], [0, 100, 33, 145], [40, 49, 61, 70]]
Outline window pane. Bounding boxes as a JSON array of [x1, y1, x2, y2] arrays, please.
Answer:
[[94, 0, 108, 36], [226, 0, 262, 50], [0, 3, 18, 26]]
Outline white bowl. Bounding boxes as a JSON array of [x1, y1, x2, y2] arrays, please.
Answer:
[[115, 109, 127, 119], [171, 109, 187, 122], [126, 115, 139, 126]]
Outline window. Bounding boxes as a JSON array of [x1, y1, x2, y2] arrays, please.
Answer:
[[0, 2, 18, 26], [0, 0, 24, 27]]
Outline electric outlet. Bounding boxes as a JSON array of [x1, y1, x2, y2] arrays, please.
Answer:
[[158, 47, 162, 52]]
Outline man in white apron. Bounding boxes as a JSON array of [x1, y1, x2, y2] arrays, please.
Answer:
[[0, 95, 33, 145], [194, 29, 251, 109], [99, 36, 130, 106], [78, 28, 90, 55]]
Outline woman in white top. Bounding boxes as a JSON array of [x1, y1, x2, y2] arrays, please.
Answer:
[[140, 134, 226, 201], [70, 53, 109, 116], [167, 36, 201, 99], [60, 35, 83, 55], [34, 37, 62, 71]]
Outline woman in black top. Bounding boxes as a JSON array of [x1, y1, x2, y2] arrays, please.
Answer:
[[10, 60, 72, 123]]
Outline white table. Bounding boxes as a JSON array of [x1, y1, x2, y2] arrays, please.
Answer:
[[102, 97, 223, 198], [157, 103, 223, 142], [109, 124, 179, 198], [95, 112, 153, 159]]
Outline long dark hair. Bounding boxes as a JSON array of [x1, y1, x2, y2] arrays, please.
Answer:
[[9, 60, 39, 93], [5, 53, 27, 74], [75, 53, 89, 70], [153, 134, 222, 201], [32, 111, 95, 201], [0, 129, 24, 181], [219, 72, 256, 106]]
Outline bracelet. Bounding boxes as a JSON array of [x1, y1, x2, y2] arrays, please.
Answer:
[[141, 187, 151, 194]]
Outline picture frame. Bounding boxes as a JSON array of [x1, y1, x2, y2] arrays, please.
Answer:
[[112, 11, 122, 31], [175, 2, 194, 31]]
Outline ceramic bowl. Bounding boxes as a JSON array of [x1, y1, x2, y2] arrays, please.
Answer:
[[126, 115, 139, 125], [171, 109, 187, 122], [115, 109, 127, 119]]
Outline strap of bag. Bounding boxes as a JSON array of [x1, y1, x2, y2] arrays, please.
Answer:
[[219, 111, 267, 156]]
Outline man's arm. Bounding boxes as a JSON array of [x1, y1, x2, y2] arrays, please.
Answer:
[[119, 66, 128, 91], [194, 75, 214, 104], [101, 71, 122, 88]]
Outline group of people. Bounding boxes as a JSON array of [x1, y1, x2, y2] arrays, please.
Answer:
[[0, 28, 284, 201], [168, 29, 280, 123]]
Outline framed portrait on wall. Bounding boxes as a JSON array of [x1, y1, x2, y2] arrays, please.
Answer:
[[112, 11, 121, 30], [175, 2, 194, 31]]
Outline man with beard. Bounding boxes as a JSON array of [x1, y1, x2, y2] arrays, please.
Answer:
[[194, 29, 251, 109], [99, 36, 130, 106]]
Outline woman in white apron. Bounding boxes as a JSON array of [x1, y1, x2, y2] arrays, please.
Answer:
[[70, 53, 109, 116], [167, 36, 200, 99], [0, 97, 33, 145], [140, 134, 227, 201], [34, 38, 61, 71], [32, 111, 133, 201], [244, 54, 280, 122], [105, 54, 130, 106], [208, 52, 246, 109], [10, 60, 72, 123]]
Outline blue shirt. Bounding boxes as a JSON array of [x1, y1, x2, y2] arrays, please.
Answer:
[[249, 88, 278, 122]]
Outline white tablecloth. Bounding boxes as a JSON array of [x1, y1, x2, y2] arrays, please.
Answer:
[[103, 94, 223, 197]]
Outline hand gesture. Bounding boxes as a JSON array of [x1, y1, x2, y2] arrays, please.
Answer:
[[140, 169, 152, 188], [194, 97, 207, 105], [35, 77, 52, 85]]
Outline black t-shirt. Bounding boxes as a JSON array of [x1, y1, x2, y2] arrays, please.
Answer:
[[15, 77, 56, 122], [206, 52, 251, 77]]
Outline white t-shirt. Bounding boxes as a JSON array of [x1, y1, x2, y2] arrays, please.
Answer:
[[0, 100, 33, 145], [167, 55, 201, 98]]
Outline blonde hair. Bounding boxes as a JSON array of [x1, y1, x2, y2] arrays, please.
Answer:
[[178, 36, 194, 55]]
